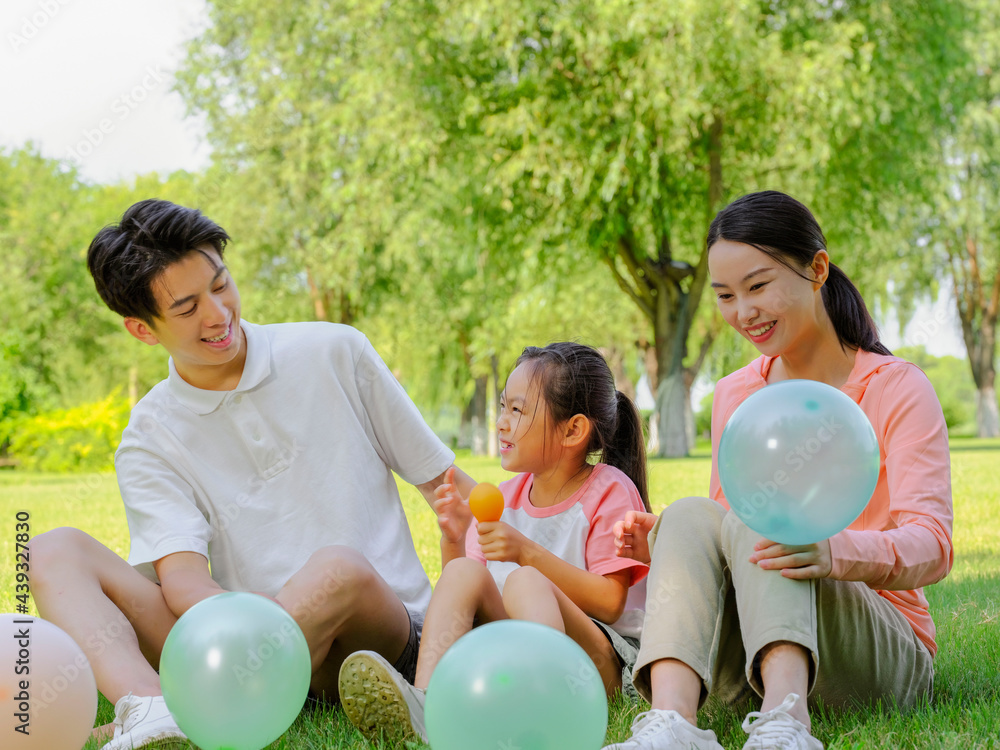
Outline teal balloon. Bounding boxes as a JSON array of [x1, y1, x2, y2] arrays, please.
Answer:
[[159, 592, 311, 750], [718, 379, 880, 545], [425, 620, 608, 750]]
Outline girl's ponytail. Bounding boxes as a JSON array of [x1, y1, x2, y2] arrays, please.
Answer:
[[604, 391, 650, 511]]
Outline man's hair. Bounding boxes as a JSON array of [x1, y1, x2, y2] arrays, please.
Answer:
[[87, 199, 230, 324]]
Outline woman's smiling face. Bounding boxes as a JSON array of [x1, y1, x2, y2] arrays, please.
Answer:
[[708, 239, 827, 356]]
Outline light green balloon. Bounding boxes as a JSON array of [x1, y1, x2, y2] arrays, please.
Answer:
[[425, 620, 608, 750], [160, 592, 311, 750]]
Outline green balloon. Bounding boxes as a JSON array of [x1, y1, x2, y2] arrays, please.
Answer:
[[160, 592, 311, 750], [425, 620, 608, 750], [718, 379, 880, 545]]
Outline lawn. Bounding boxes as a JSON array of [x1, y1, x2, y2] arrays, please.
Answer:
[[1, 439, 998, 749]]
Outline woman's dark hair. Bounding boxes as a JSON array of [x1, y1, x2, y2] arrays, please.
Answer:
[[516, 342, 650, 511], [87, 199, 230, 324], [706, 190, 890, 356]]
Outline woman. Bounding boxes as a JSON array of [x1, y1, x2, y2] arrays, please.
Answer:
[[606, 191, 953, 750]]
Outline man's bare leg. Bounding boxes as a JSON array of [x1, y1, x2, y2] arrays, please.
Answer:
[[275, 545, 414, 700], [30, 527, 179, 738]]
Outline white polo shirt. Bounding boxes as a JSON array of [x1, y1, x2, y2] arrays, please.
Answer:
[[115, 320, 454, 621]]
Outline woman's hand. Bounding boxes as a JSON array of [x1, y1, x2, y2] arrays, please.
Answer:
[[613, 511, 658, 564], [749, 538, 833, 579], [477, 521, 534, 564], [433, 467, 472, 544]]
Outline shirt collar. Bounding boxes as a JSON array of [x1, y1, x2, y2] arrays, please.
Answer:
[[166, 321, 271, 415]]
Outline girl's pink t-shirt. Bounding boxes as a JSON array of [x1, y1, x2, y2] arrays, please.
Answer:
[[465, 463, 649, 638], [709, 351, 954, 656]]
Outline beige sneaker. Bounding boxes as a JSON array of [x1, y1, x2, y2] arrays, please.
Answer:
[[338, 650, 427, 743], [742, 693, 823, 750], [603, 708, 725, 749]]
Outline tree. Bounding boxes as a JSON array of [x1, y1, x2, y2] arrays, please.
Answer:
[[176, 1, 445, 328], [937, 0, 1000, 437], [414, 0, 972, 455], [896, 0, 1000, 438], [0, 148, 119, 453]]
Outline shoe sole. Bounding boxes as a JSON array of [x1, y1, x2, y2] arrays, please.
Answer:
[[140, 740, 189, 750], [103, 731, 188, 750], [339, 653, 416, 742]]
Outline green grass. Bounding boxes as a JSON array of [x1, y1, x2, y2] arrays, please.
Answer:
[[1, 439, 998, 748]]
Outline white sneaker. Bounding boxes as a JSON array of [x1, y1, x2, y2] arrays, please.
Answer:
[[603, 708, 725, 749], [338, 650, 427, 743], [742, 693, 823, 750], [100, 694, 187, 750]]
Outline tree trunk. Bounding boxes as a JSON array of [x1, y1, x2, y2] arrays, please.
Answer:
[[605, 345, 636, 401], [460, 376, 488, 454], [487, 354, 500, 458], [654, 369, 693, 457], [976, 385, 1000, 438], [950, 235, 999, 438]]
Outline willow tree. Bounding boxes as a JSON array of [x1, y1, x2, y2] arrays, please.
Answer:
[[414, 0, 971, 455], [924, 0, 1000, 436], [176, 1, 447, 327]]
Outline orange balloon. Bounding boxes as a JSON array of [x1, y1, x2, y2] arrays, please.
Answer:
[[469, 482, 505, 523], [1, 614, 97, 750]]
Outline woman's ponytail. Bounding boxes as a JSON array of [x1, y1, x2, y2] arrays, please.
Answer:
[[822, 263, 892, 355]]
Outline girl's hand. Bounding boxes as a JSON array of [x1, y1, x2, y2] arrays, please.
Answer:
[[749, 538, 833, 579], [613, 511, 658, 564], [477, 521, 533, 564], [433, 467, 472, 544]]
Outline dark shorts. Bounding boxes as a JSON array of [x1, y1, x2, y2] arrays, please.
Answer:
[[392, 608, 421, 684], [309, 606, 421, 704], [593, 619, 641, 702]]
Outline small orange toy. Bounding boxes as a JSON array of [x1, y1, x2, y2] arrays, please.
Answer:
[[468, 482, 504, 523]]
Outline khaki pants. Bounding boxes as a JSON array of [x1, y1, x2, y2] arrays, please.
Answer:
[[633, 497, 934, 710]]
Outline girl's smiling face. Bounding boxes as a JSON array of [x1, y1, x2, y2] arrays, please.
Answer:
[[708, 239, 828, 356], [496, 362, 561, 475]]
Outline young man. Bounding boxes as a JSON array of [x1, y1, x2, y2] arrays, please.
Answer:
[[30, 199, 474, 749]]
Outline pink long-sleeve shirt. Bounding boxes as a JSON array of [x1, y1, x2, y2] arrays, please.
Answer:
[[709, 351, 954, 656]]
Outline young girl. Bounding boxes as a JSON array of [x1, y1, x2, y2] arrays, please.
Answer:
[[338, 342, 652, 742], [607, 191, 953, 750]]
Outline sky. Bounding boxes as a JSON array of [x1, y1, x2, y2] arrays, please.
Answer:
[[0, 0, 968, 360], [0, 0, 211, 184]]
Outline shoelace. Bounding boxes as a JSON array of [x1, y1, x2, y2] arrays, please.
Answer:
[[629, 709, 683, 739], [112, 693, 143, 736], [742, 694, 807, 749], [742, 717, 803, 749]]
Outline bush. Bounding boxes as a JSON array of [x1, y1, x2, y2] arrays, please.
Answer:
[[7, 391, 129, 472]]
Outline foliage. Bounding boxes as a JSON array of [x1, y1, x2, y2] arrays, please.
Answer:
[[895, 347, 982, 434], [891, 0, 1000, 437], [401, 0, 975, 455], [6, 390, 129, 472]]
